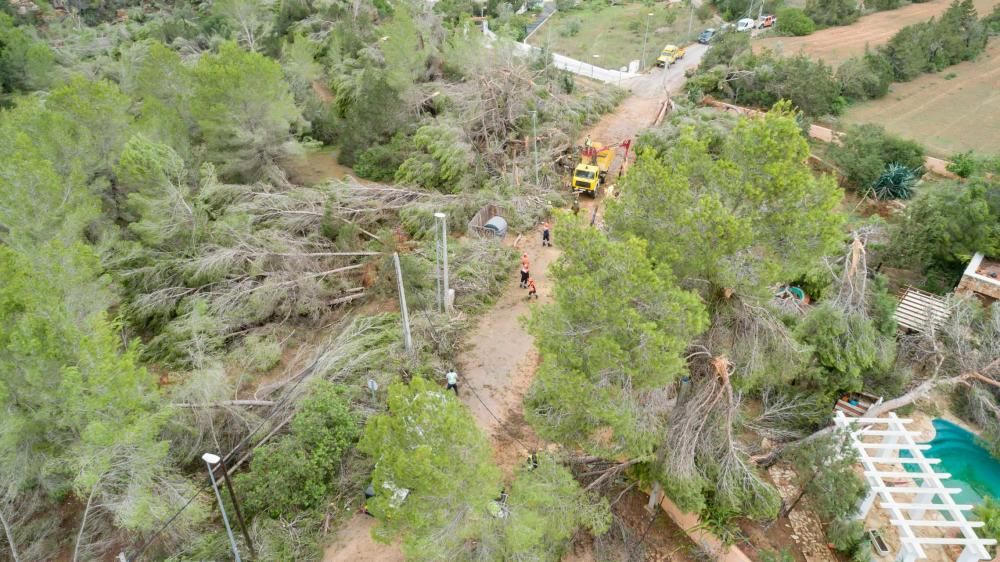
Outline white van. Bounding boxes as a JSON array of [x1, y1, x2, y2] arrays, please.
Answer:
[[736, 18, 755, 32]]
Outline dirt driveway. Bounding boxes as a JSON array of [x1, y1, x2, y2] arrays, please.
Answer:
[[755, 0, 999, 66]]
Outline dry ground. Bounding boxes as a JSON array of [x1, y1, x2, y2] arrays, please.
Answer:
[[841, 40, 1000, 156], [754, 0, 999, 66]]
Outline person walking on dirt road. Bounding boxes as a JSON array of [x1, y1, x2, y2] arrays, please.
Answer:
[[446, 368, 458, 395], [519, 253, 530, 288], [572, 194, 580, 216], [527, 277, 538, 300], [542, 221, 551, 247]]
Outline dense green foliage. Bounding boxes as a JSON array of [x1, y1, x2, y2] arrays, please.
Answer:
[[777, 8, 816, 35], [888, 178, 1000, 288], [527, 218, 708, 458], [805, 0, 860, 27], [237, 381, 358, 518], [830, 124, 925, 190], [609, 103, 843, 296], [689, 0, 991, 116], [788, 432, 867, 520], [0, 13, 53, 93], [881, 0, 986, 81]]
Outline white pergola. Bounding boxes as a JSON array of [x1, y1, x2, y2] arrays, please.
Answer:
[[834, 411, 997, 562]]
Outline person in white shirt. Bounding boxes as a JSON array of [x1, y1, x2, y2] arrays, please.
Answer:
[[446, 369, 458, 395]]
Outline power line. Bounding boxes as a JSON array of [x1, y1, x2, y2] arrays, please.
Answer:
[[419, 310, 533, 455], [128, 349, 330, 560]]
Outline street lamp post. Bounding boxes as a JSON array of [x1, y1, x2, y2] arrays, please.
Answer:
[[202, 453, 242, 562], [531, 110, 539, 185], [641, 12, 653, 70]]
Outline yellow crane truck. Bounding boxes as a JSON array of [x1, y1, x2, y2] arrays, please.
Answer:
[[571, 143, 615, 196]]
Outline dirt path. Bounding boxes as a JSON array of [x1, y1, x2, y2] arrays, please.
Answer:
[[322, 46, 707, 562], [754, 0, 999, 66]]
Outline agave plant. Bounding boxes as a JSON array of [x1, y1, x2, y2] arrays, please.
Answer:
[[868, 163, 919, 200]]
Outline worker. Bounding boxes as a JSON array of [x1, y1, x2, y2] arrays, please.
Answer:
[[446, 368, 458, 395], [527, 277, 538, 299], [520, 253, 530, 288], [584, 135, 592, 148], [571, 194, 580, 216], [541, 221, 551, 247]]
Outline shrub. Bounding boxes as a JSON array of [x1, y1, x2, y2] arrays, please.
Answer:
[[700, 30, 751, 68], [805, 0, 860, 26], [828, 518, 872, 560], [869, 163, 919, 200], [830, 124, 924, 189], [237, 380, 358, 518], [985, 3, 1000, 34], [776, 7, 816, 35], [880, 0, 987, 81], [947, 151, 1000, 178], [870, 0, 903, 10], [836, 52, 893, 101], [559, 18, 582, 36], [696, 3, 714, 22], [888, 179, 1000, 279], [555, 0, 577, 10]]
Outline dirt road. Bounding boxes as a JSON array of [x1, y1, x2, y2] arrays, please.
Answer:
[[322, 43, 707, 562], [755, 0, 999, 66]]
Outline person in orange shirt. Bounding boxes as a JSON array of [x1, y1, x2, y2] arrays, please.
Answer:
[[527, 277, 538, 299], [520, 253, 530, 288], [541, 221, 551, 247]]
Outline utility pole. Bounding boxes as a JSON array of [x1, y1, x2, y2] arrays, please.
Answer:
[[531, 110, 539, 185], [687, 0, 694, 37], [392, 252, 413, 353], [434, 213, 450, 312], [202, 454, 242, 562], [641, 12, 653, 70], [217, 455, 254, 560]]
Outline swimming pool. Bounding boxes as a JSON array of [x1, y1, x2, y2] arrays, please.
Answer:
[[901, 418, 1000, 506]]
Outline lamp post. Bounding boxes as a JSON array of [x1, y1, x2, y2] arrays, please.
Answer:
[[640, 12, 653, 70], [531, 110, 539, 185], [202, 453, 242, 562]]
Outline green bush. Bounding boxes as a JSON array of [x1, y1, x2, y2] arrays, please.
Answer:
[[836, 52, 893, 101], [827, 518, 872, 561], [237, 380, 358, 519], [715, 51, 842, 117], [947, 150, 1000, 178], [879, 0, 987, 81], [870, 0, 903, 10], [559, 18, 582, 37], [829, 124, 925, 189], [805, 0, 860, 26], [700, 30, 751, 68], [355, 133, 410, 181], [984, 3, 1000, 33], [776, 8, 816, 35]]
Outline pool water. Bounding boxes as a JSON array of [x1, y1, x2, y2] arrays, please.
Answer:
[[900, 418, 1000, 506]]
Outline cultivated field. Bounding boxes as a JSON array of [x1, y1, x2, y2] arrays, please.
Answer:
[[527, 2, 705, 70], [755, 0, 999, 66], [841, 40, 1000, 156]]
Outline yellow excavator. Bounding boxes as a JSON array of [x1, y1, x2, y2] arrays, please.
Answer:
[[571, 138, 631, 196]]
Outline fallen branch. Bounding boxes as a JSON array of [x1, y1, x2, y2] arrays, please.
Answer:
[[172, 400, 276, 408]]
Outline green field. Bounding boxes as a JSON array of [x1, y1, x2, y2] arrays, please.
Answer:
[[527, 1, 707, 70]]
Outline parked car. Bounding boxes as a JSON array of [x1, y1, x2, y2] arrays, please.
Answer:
[[756, 14, 776, 28], [697, 28, 716, 44], [656, 44, 686, 67], [736, 18, 755, 32]]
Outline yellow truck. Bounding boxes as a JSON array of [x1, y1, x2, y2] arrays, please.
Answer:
[[656, 44, 685, 67], [571, 143, 615, 196]]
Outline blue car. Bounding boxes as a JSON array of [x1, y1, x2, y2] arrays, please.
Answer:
[[698, 28, 716, 44]]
